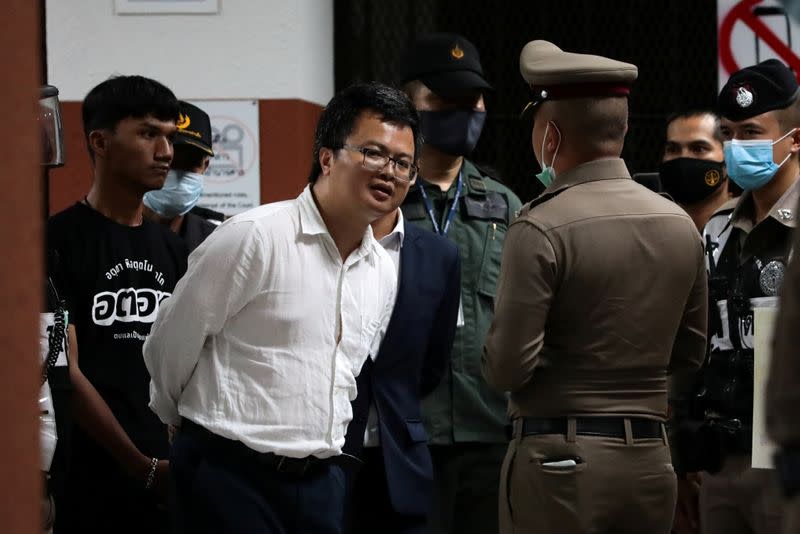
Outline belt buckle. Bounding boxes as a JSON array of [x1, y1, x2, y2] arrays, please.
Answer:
[[275, 456, 292, 474], [275, 455, 312, 476]]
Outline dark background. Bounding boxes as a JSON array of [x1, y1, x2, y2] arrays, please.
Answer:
[[334, 0, 719, 202]]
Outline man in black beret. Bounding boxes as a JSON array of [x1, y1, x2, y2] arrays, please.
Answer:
[[671, 58, 800, 534]]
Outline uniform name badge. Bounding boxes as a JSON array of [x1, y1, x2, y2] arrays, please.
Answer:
[[457, 295, 465, 328], [39, 312, 67, 471]]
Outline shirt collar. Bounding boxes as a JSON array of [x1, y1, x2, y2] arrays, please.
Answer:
[[727, 177, 800, 233], [542, 157, 631, 195], [297, 185, 329, 237], [378, 209, 405, 249], [298, 184, 383, 264]]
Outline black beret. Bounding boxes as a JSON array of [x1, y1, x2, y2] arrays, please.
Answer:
[[399, 33, 491, 97], [718, 59, 800, 121]]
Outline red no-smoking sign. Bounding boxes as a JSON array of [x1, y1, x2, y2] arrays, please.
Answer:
[[719, 0, 800, 81]]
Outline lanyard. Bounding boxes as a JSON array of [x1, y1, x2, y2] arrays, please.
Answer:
[[418, 172, 463, 237]]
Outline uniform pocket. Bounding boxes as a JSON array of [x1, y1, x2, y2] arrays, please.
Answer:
[[511, 438, 587, 532], [477, 221, 508, 299]]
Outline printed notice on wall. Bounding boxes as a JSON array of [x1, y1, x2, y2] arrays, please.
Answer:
[[752, 307, 777, 469], [188, 99, 260, 216]]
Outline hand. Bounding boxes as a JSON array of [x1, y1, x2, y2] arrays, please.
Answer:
[[672, 472, 701, 534]]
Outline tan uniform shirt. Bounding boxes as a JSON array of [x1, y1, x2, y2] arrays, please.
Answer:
[[765, 181, 800, 445], [482, 158, 707, 420]]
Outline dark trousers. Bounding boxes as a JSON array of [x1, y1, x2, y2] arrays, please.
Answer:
[[54, 464, 167, 534], [170, 429, 347, 534], [428, 443, 507, 534], [345, 447, 428, 534]]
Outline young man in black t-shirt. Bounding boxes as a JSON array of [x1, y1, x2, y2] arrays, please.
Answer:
[[47, 75, 188, 534]]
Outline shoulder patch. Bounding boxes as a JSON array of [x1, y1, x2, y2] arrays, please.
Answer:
[[468, 177, 487, 193], [464, 191, 509, 221]]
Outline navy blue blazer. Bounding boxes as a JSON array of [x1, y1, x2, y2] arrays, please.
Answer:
[[344, 221, 461, 517]]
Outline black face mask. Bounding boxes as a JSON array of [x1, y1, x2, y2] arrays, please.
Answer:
[[418, 109, 486, 156], [658, 158, 726, 205]]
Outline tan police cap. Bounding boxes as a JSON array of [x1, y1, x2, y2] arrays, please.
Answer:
[[520, 40, 638, 111]]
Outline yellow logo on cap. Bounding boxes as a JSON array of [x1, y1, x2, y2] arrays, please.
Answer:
[[451, 44, 464, 60], [705, 169, 721, 186], [177, 113, 191, 130]]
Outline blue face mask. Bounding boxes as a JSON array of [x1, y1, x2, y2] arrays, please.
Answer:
[[723, 128, 796, 191], [143, 170, 204, 218], [536, 121, 561, 187]]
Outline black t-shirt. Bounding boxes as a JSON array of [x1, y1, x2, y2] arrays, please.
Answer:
[[47, 202, 188, 470], [179, 211, 218, 252]]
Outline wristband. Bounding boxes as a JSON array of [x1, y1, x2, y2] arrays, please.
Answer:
[[144, 457, 158, 489]]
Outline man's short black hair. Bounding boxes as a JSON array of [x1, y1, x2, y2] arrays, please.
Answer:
[[665, 110, 724, 146], [172, 144, 210, 173], [308, 82, 422, 183], [82, 75, 180, 158]]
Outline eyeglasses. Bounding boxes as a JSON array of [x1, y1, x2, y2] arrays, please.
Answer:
[[341, 145, 418, 182]]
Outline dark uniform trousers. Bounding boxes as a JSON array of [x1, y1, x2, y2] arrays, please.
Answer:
[[499, 418, 676, 534], [699, 454, 783, 534], [428, 443, 508, 534], [782, 496, 800, 534]]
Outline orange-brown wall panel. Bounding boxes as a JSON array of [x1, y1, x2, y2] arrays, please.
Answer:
[[49, 99, 322, 215], [49, 101, 92, 213], [260, 99, 323, 203], [1, 1, 43, 532]]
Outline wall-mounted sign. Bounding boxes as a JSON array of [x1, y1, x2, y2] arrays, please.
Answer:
[[114, 0, 219, 15], [188, 99, 261, 216], [718, 1, 800, 91]]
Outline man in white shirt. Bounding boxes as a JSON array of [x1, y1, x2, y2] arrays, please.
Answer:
[[143, 82, 423, 534]]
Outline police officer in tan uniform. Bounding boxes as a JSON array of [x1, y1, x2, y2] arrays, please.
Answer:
[[481, 41, 708, 534], [672, 60, 800, 534], [768, 207, 800, 534]]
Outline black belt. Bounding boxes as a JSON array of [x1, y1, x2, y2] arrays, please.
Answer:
[[515, 417, 664, 440], [181, 419, 355, 477]]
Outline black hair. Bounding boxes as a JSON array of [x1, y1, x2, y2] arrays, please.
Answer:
[[82, 75, 180, 158], [172, 144, 210, 172], [308, 82, 422, 183], [665, 110, 723, 146]]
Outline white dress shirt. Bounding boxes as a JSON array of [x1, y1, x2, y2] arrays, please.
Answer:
[[363, 211, 404, 447], [144, 185, 397, 459]]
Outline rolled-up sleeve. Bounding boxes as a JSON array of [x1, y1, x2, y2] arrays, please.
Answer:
[[482, 221, 557, 392], [144, 220, 269, 425]]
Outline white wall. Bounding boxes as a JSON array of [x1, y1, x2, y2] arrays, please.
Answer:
[[47, 0, 334, 105]]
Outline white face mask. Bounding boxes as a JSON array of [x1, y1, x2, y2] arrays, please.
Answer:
[[143, 170, 205, 217], [535, 121, 561, 187]]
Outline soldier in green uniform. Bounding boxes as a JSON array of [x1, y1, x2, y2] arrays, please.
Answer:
[[398, 33, 522, 534]]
